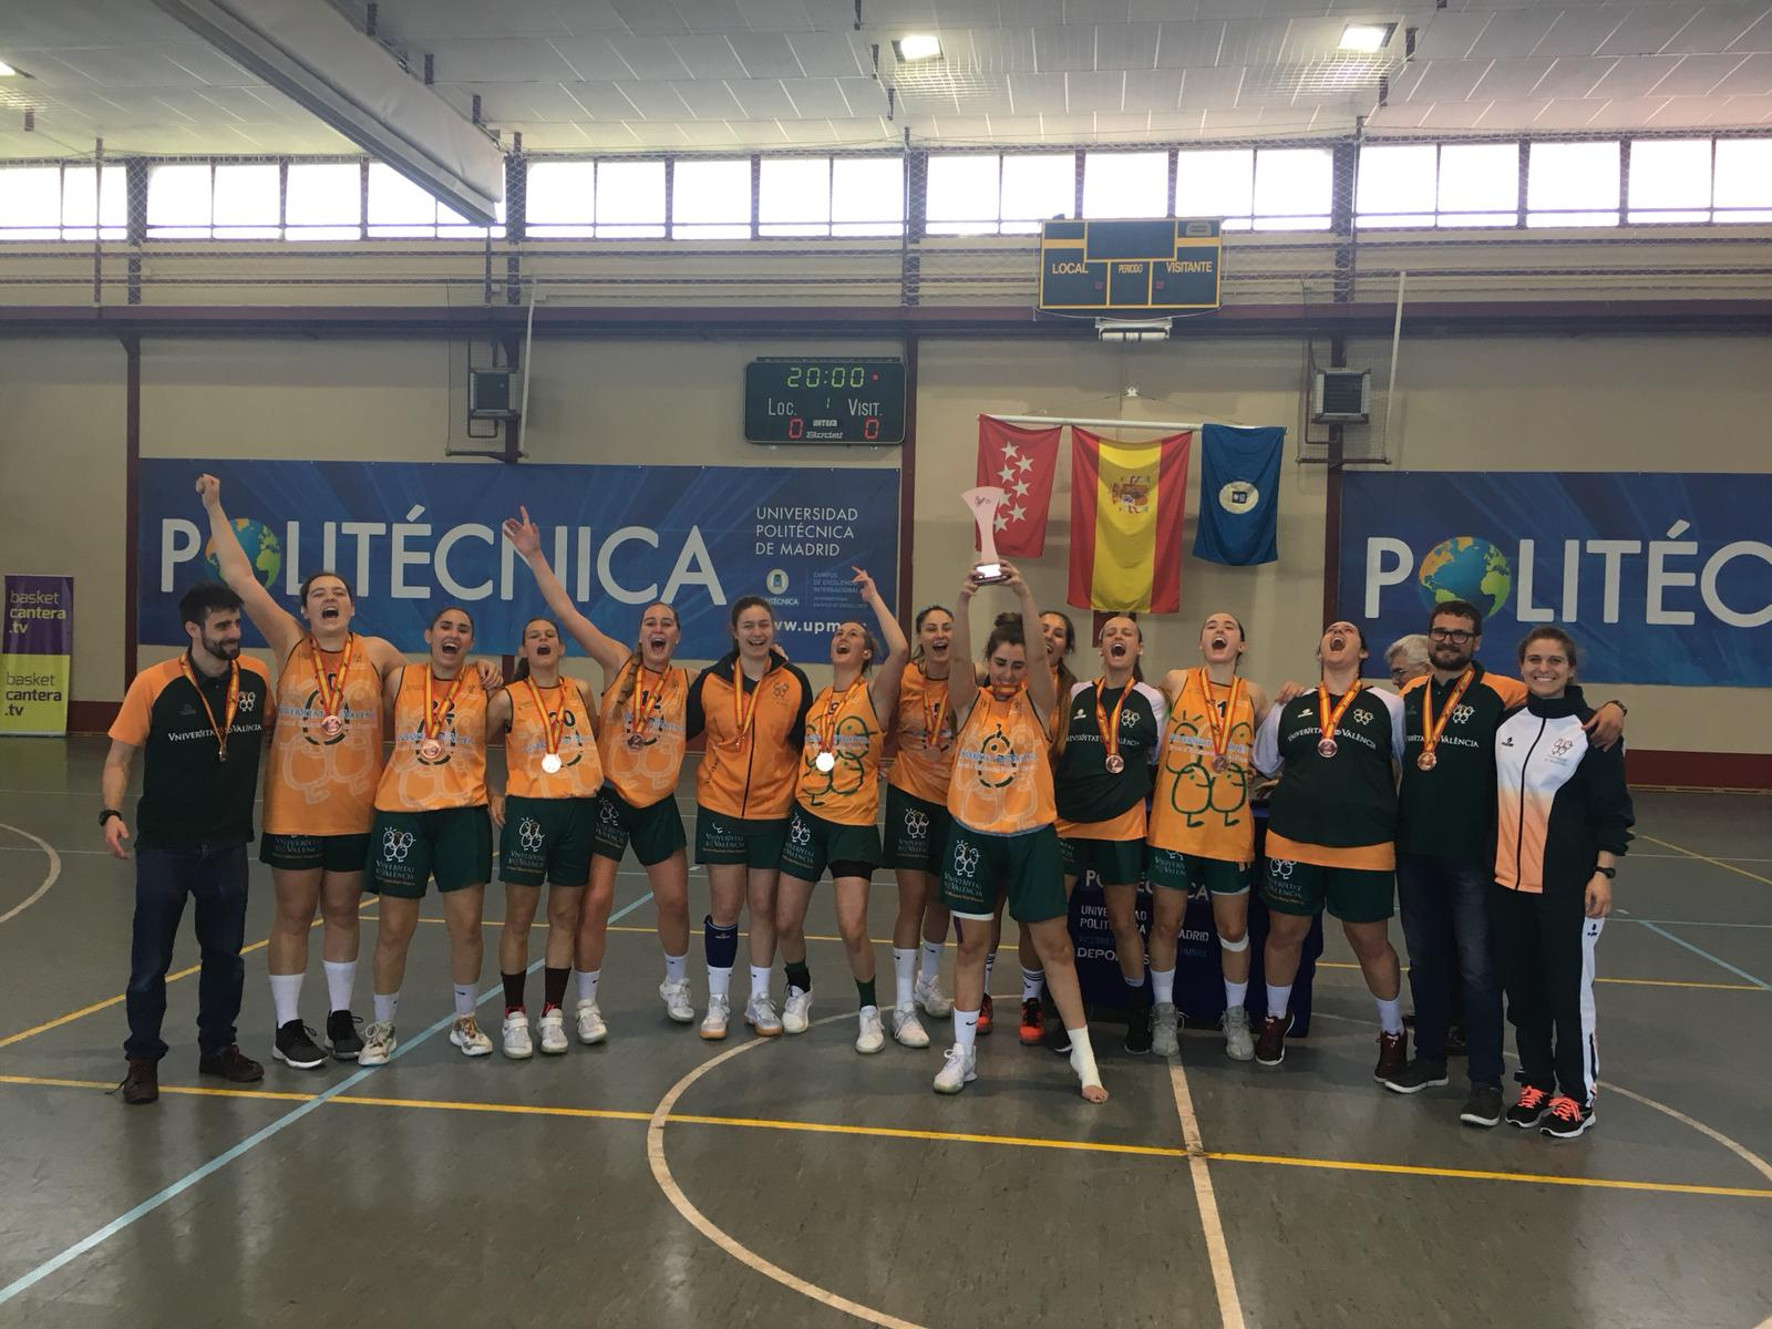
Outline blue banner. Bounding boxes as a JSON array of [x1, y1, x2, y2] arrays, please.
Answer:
[[140, 459, 900, 661], [1193, 424, 1284, 566], [1338, 471, 1772, 686]]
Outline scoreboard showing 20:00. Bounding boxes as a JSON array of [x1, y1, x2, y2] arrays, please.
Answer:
[[744, 357, 906, 444]]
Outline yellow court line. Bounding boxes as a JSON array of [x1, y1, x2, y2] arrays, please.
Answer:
[[1311, 959, 1761, 993], [665, 1111, 1188, 1159], [1639, 833, 1772, 889], [0, 1072, 315, 1104], [333, 1093, 652, 1124]]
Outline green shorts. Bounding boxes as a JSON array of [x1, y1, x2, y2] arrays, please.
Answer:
[[259, 832, 370, 874], [940, 823, 1067, 925], [1148, 849, 1253, 897], [778, 805, 880, 883], [881, 785, 953, 873], [590, 788, 686, 867], [1262, 856, 1394, 924], [694, 805, 790, 870], [367, 807, 492, 897], [499, 795, 594, 888], [1059, 835, 1146, 887]]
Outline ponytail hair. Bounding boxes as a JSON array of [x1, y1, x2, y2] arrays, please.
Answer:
[[984, 610, 1024, 660], [617, 602, 679, 706], [510, 616, 557, 684], [838, 620, 880, 676], [729, 595, 773, 634], [910, 603, 953, 663]]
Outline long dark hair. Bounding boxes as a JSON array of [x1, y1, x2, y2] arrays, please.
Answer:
[[1042, 609, 1079, 697], [510, 616, 557, 684], [836, 620, 879, 676], [730, 595, 773, 634], [617, 601, 679, 706], [911, 603, 953, 664]]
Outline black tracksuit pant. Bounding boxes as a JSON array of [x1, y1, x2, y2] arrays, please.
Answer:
[[1490, 882, 1604, 1108]]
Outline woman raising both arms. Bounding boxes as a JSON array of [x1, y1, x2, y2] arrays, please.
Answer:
[[503, 508, 695, 1040]]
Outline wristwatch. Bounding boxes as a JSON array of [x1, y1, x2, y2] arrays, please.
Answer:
[[98, 808, 122, 828], [1594, 865, 1616, 879]]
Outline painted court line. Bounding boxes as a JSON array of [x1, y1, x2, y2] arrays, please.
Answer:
[[1639, 834, 1772, 888], [1310, 958, 1763, 993], [1203, 1151, 1772, 1201], [1635, 922, 1771, 991], [0, 823, 62, 926], [1167, 1059, 1247, 1329], [0, 889, 656, 1309]]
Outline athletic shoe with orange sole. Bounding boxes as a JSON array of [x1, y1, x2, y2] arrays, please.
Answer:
[[1018, 998, 1045, 1045], [977, 993, 994, 1036]]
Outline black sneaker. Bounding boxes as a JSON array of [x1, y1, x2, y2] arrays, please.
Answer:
[[1382, 1058, 1449, 1095], [327, 1009, 365, 1061], [1460, 1083, 1504, 1129], [119, 1057, 158, 1106], [199, 1044, 265, 1083], [1373, 1028, 1409, 1083], [1444, 1024, 1468, 1057], [1504, 1085, 1554, 1129], [1254, 1013, 1291, 1066], [273, 1020, 327, 1070], [1540, 1095, 1595, 1140], [1124, 1005, 1153, 1055]]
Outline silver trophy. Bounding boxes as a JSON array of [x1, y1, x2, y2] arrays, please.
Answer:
[[962, 486, 1010, 584]]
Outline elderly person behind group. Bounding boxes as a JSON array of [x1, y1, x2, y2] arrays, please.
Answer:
[[1384, 634, 1432, 689]]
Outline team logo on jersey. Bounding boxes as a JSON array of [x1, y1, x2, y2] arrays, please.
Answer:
[[1452, 704, 1475, 725], [904, 809, 929, 840], [517, 818, 544, 852], [1267, 858, 1295, 881], [236, 690, 259, 713], [790, 817, 812, 847], [598, 798, 622, 826], [1549, 737, 1577, 759], [1121, 711, 1140, 729], [381, 828, 414, 863], [706, 819, 727, 838], [773, 680, 790, 699], [1351, 708, 1375, 727], [1074, 706, 1090, 720], [951, 841, 980, 877]]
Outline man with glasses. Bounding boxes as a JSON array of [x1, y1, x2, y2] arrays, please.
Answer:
[[1381, 600, 1625, 1126], [1384, 635, 1432, 689]]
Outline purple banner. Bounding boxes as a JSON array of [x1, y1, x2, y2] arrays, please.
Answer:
[[3, 574, 74, 736], [5, 575, 73, 656]]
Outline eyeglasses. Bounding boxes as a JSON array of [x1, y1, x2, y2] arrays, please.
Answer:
[[1429, 627, 1475, 644]]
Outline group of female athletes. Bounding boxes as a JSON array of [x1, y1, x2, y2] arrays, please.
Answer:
[[198, 474, 1338, 1106]]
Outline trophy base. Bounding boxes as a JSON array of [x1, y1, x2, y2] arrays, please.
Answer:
[[972, 561, 1008, 585]]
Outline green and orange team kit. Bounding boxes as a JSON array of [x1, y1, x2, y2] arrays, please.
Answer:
[[1397, 661, 1529, 861], [885, 663, 957, 806], [794, 679, 884, 827], [1053, 677, 1168, 839], [374, 667, 489, 812], [1148, 668, 1260, 887], [595, 660, 689, 808], [948, 686, 1057, 836], [688, 649, 813, 819], [1258, 685, 1407, 870], [504, 675, 603, 800], [262, 636, 384, 840]]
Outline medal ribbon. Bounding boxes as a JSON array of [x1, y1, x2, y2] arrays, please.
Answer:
[[628, 665, 672, 744], [731, 659, 760, 741], [1196, 667, 1245, 765], [816, 679, 864, 760], [524, 675, 568, 763], [309, 633, 355, 725], [424, 668, 467, 747], [1316, 680, 1363, 751], [1092, 678, 1129, 766], [1420, 667, 1474, 761], [181, 655, 240, 760], [920, 667, 949, 751]]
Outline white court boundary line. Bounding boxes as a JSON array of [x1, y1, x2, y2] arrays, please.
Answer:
[[1168, 1059, 1247, 1329], [0, 823, 62, 925]]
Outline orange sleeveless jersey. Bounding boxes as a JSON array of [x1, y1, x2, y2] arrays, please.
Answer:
[[373, 666, 488, 811], [886, 664, 956, 804], [694, 656, 809, 819], [505, 678, 603, 800], [263, 637, 384, 836], [795, 682, 884, 826], [948, 685, 1057, 835], [597, 661, 689, 809], [1149, 668, 1259, 865]]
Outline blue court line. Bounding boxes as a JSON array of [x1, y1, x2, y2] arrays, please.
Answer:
[[0, 890, 657, 1308], [1635, 920, 1771, 991]]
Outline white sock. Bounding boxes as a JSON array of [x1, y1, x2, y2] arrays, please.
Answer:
[[709, 966, 732, 1000], [1267, 983, 1293, 1019], [749, 965, 771, 999], [323, 960, 356, 1013], [1224, 978, 1248, 1009], [983, 952, 996, 989], [453, 983, 476, 1018], [1068, 1027, 1102, 1088], [664, 951, 688, 985], [919, 939, 943, 985], [953, 1008, 980, 1054], [269, 972, 303, 1026], [893, 948, 916, 1008], [1376, 995, 1404, 1035], [576, 968, 601, 1006], [1021, 967, 1046, 1001], [373, 992, 399, 1025], [1152, 967, 1176, 1006]]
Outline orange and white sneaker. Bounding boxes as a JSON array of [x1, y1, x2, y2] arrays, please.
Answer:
[[977, 993, 994, 1036], [1018, 998, 1045, 1046]]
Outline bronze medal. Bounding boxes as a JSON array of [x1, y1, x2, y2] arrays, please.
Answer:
[[1317, 738, 1338, 759], [419, 738, 445, 762], [1416, 751, 1437, 772]]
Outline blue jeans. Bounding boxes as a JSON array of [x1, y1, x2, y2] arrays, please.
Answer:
[[125, 843, 250, 1062], [1396, 853, 1502, 1087]]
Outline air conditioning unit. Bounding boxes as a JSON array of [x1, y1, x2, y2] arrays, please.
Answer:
[[1311, 369, 1371, 422]]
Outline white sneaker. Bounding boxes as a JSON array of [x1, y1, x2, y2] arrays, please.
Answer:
[[892, 1005, 930, 1049], [856, 1007, 885, 1054], [575, 1000, 608, 1046], [501, 1012, 534, 1059], [360, 1020, 396, 1066], [537, 1008, 568, 1055], [933, 1044, 976, 1094], [782, 986, 814, 1034], [700, 995, 731, 1041], [1150, 1001, 1180, 1058], [1222, 1005, 1255, 1062], [450, 1015, 493, 1057], [745, 992, 783, 1037], [660, 978, 696, 1024], [914, 974, 953, 1018]]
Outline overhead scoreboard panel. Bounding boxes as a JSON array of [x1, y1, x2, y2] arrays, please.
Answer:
[[1038, 218, 1223, 315]]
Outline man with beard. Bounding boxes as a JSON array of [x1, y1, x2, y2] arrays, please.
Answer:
[[103, 583, 272, 1105], [1382, 601, 1625, 1127]]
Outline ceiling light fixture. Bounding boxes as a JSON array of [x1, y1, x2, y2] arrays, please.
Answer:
[[1339, 23, 1396, 53], [893, 34, 942, 62]]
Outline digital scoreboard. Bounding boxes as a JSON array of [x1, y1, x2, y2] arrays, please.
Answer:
[[1038, 218, 1223, 315], [744, 357, 906, 444]]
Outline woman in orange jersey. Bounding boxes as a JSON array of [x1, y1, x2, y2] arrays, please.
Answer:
[[882, 605, 962, 1037], [1148, 612, 1272, 1062], [773, 569, 909, 1054], [684, 596, 813, 1041], [503, 507, 695, 1039], [935, 563, 1106, 1103], [361, 605, 497, 1066], [487, 618, 603, 1059]]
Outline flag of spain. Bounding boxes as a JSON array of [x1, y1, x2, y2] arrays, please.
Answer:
[[1066, 428, 1193, 613]]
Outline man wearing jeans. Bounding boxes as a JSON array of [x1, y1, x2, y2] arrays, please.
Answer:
[[1382, 600, 1624, 1126], [102, 583, 272, 1105]]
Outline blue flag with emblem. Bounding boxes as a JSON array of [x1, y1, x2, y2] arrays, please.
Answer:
[[1193, 424, 1284, 566]]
